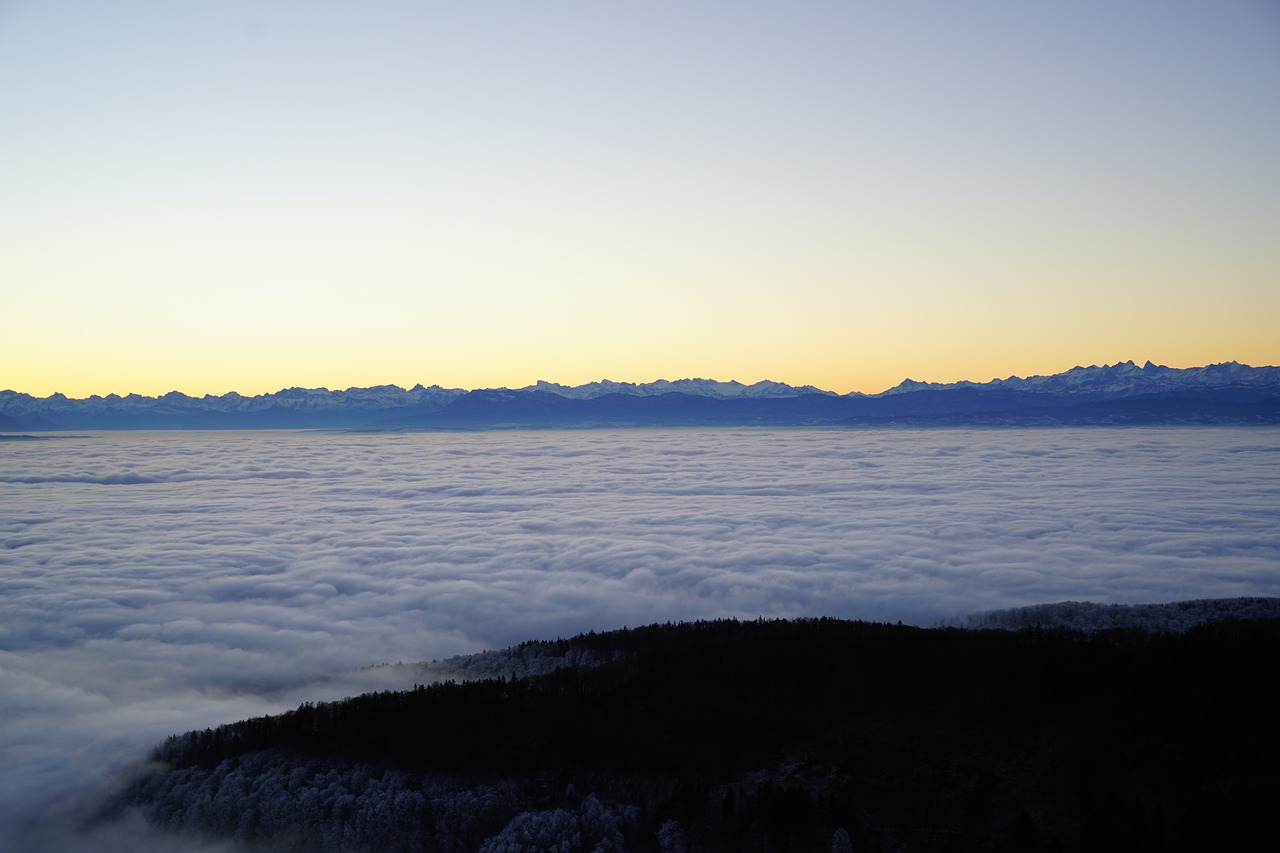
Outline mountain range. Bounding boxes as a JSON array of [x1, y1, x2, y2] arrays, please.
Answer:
[[3, 360, 1278, 430]]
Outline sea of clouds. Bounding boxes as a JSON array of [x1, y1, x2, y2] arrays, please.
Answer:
[[2, 426, 1278, 850]]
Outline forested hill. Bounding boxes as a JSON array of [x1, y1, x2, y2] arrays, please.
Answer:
[[108, 614, 1280, 852]]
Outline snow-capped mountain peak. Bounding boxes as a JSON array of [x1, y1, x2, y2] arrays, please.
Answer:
[[3, 361, 1277, 430]]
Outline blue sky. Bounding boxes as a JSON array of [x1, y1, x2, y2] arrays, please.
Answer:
[[2, 0, 1278, 395]]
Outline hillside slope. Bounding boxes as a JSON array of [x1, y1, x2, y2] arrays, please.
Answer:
[[106, 612, 1280, 852]]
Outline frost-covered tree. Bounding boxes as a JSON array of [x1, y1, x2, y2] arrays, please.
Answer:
[[577, 794, 633, 852], [657, 819, 688, 853], [479, 808, 580, 853]]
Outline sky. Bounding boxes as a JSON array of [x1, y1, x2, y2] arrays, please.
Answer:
[[2, 0, 1278, 397], [3, 428, 1279, 848]]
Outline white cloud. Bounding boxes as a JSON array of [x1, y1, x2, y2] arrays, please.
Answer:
[[1, 427, 1278, 848]]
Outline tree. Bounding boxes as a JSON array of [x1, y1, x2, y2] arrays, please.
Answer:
[[657, 819, 688, 853]]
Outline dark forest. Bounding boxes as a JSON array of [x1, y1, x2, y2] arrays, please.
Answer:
[[111, 616, 1280, 852]]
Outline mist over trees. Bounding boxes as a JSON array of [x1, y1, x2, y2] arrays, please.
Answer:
[[99, 609, 1280, 852]]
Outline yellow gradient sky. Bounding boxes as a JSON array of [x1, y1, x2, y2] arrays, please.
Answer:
[[2, 1, 1278, 397]]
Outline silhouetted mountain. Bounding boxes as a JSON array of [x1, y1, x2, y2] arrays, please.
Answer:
[[883, 359, 1279, 396], [105, 603, 1280, 852], [0, 384, 465, 430], [523, 377, 840, 399], [4, 361, 1278, 430]]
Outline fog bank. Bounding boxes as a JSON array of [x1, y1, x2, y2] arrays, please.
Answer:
[[2, 427, 1277, 848]]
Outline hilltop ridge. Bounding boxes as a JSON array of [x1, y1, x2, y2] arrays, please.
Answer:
[[103, 603, 1280, 853]]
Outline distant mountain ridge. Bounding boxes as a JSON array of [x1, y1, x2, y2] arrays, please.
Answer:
[[3, 360, 1278, 430], [523, 377, 839, 399], [882, 359, 1280, 396]]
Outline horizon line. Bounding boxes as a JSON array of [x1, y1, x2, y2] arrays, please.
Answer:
[[5, 359, 1274, 402]]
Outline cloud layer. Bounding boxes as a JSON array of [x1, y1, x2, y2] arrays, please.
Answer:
[[2, 427, 1278, 847]]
